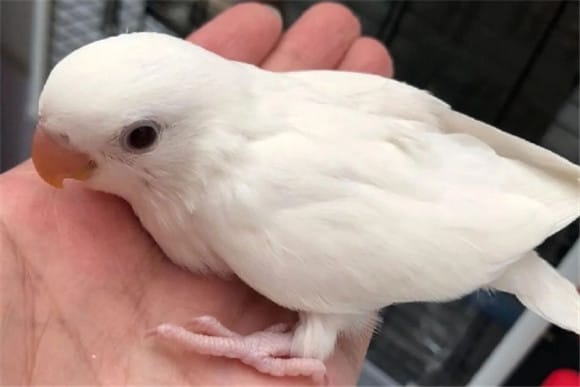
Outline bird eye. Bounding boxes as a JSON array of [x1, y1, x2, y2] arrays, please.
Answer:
[[121, 121, 160, 153]]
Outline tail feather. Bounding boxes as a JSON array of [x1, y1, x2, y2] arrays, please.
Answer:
[[491, 250, 580, 334]]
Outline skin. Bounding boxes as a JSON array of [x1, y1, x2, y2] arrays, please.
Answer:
[[0, 2, 393, 385]]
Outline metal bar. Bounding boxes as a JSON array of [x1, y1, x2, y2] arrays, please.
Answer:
[[27, 0, 52, 119], [358, 359, 398, 386]]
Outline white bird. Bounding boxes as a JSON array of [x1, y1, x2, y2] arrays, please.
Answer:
[[31, 32, 580, 382]]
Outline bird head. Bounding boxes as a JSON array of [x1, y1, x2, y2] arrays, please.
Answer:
[[31, 32, 245, 201]]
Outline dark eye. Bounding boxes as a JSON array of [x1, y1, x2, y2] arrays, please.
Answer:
[[122, 122, 160, 152]]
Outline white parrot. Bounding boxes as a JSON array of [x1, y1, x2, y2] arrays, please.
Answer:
[[31, 32, 580, 381]]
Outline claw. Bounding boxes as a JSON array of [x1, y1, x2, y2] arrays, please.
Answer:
[[148, 316, 327, 382], [265, 323, 291, 333]]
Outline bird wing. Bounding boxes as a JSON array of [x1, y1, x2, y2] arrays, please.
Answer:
[[288, 70, 580, 232], [287, 70, 448, 126], [200, 90, 579, 314]]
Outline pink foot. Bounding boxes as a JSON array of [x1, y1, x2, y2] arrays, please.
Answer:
[[148, 316, 326, 382]]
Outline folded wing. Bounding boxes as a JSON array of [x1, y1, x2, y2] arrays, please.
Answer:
[[204, 92, 579, 315]]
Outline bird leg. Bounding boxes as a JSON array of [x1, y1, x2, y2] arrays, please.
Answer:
[[148, 316, 327, 382]]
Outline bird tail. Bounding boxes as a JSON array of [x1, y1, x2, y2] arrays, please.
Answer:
[[491, 250, 579, 334]]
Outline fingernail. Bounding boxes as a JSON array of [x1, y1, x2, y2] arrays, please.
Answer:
[[263, 4, 282, 21]]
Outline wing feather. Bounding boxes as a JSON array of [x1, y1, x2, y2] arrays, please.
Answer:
[[200, 97, 573, 313]]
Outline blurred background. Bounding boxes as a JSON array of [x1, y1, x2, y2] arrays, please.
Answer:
[[1, 1, 578, 385]]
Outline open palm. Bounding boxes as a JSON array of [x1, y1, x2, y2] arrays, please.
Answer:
[[0, 3, 393, 385]]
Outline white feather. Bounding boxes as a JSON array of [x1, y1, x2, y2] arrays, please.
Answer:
[[38, 32, 580, 360]]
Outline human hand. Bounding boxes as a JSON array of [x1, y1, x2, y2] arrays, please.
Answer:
[[0, 2, 392, 384]]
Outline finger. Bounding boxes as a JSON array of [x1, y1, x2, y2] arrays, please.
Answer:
[[186, 2, 283, 64], [262, 2, 361, 71], [338, 37, 394, 77]]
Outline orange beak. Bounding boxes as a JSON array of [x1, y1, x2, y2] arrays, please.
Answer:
[[31, 126, 95, 188]]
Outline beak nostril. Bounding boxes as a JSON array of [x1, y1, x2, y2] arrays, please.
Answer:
[[58, 132, 70, 144]]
